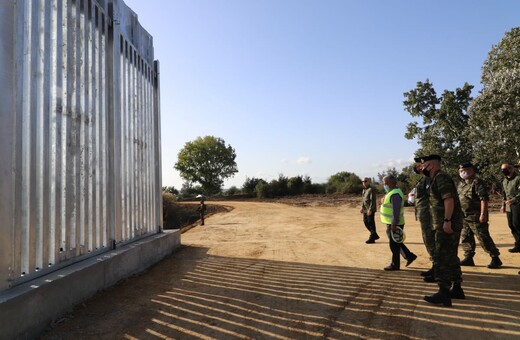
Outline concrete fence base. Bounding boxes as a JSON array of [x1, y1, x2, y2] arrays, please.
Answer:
[[0, 229, 181, 340]]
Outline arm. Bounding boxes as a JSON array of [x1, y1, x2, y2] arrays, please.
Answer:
[[480, 200, 488, 223], [501, 180, 507, 213], [443, 197, 454, 234], [391, 194, 402, 231]]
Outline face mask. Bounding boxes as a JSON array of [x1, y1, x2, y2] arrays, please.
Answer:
[[502, 168, 510, 176], [384, 185, 390, 192], [459, 171, 469, 180]]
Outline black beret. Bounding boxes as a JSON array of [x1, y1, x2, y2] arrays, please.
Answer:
[[459, 162, 474, 169], [415, 154, 441, 163]]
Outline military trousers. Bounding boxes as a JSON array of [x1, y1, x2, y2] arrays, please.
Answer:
[[363, 212, 377, 235], [506, 204, 520, 248], [419, 214, 435, 261], [461, 217, 499, 258], [433, 228, 462, 290]]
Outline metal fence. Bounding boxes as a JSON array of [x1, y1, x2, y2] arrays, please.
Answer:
[[0, 0, 162, 292]]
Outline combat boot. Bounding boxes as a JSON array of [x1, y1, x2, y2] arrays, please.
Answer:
[[449, 282, 465, 299], [424, 287, 452, 307], [420, 267, 434, 277], [487, 256, 502, 269], [460, 256, 475, 266]]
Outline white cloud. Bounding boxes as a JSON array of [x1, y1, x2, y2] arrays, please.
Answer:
[[296, 156, 311, 164]]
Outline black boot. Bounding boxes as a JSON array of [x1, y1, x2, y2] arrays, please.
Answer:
[[460, 256, 475, 266], [420, 267, 434, 277], [450, 282, 465, 299], [487, 256, 502, 269], [424, 287, 452, 307]]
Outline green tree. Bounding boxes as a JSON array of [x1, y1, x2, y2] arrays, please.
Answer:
[[403, 79, 474, 175], [174, 136, 238, 195], [162, 186, 179, 195], [469, 27, 520, 188], [326, 171, 363, 194], [287, 175, 305, 196], [242, 177, 264, 196], [481, 27, 520, 87]]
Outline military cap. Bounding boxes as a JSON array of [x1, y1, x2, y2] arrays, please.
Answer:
[[414, 154, 441, 163], [459, 162, 474, 169]]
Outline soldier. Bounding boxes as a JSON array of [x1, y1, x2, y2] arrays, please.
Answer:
[[500, 163, 520, 253], [458, 162, 502, 268], [418, 155, 464, 307], [360, 177, 380, 243], [412, 159, 436, 281]]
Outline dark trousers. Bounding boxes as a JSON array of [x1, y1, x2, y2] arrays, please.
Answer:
[[363, 212, 377, 235], [386, 224, 413, 268], [506, 204, 520, 248]]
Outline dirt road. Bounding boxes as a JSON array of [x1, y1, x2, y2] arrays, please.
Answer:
[[41, 200, 520, 339]]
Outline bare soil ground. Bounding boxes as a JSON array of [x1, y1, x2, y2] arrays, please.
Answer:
[[41, 196, 520, 339]]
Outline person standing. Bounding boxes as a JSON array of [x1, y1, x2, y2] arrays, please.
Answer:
[[419, 155, 464, 307], [197, 199, 207, 226], [500, 163, 520, 253], [458, 162, 502, 268], [412, 160, 436, 280], [360, 177, 380, 244], [380, 175, 417, 270]]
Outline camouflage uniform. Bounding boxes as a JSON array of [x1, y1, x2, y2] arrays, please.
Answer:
[[415, 176, 435, 260], [458, 177, 500, 258], [429, 172, 463, 290]]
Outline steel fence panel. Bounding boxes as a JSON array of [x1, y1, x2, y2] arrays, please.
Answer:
[[0, 0, 161, 292]]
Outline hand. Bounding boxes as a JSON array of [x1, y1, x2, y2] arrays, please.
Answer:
[[367, 210, 373, 216], [391, 224, 397, 232], [443, 221, 453, 234], [479, 214, 488, 224], [500, 206, 505, 213], [360, 208, 364, 214], [506, 199, 514, 206]]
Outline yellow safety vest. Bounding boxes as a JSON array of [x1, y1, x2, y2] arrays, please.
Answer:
[[380, 188, 405, 225]]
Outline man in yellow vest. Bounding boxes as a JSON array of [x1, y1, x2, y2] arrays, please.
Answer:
[[380, 175, 417, 271]]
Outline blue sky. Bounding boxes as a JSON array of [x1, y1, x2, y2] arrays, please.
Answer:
[[124, 0, 520, 189]]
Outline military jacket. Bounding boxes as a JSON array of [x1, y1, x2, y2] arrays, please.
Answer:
[[458, 177, 488, 217], [415, 176, 430, 220], [429, 172, 463, 230], [502, 173, 520, 212], [362, 186, 377, 212]]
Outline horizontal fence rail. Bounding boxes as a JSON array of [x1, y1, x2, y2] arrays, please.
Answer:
[[0, 0, 162, 292]]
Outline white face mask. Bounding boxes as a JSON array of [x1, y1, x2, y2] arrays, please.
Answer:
[[459, 171, 469, 180]]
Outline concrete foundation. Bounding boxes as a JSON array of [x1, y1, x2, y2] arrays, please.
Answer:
[[0, 229, 181, 340]]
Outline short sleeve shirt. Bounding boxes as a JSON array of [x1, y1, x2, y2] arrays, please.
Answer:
[[429, 172, 463, 230]]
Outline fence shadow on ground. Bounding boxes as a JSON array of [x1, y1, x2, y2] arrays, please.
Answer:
[[41, 245, 520, 339]]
